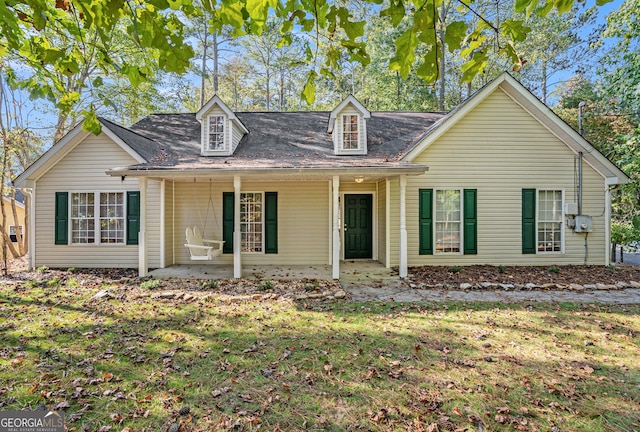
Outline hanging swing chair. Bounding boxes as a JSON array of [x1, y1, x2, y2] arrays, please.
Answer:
[[184, 180, 225, 261]]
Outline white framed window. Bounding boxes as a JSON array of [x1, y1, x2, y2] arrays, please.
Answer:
[[240, 192, 263, 253], [434, 189, 462, 254], [9, 225, 22, 243], [71, 192, 125, 245], [537, 190, 563, 253], [207, 115, 226, 151], [342, 114, 359, 150], [99, 192, 125, 244]]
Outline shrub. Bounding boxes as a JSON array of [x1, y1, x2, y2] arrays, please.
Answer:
[[200, 280, 218, 290], [548, 266, 560, 274], [449, 266, 463, 274], [258, 280, 274, 291]]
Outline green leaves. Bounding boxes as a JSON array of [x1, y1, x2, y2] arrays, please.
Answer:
[[389, 28, 418, 79], [81, 108, 102, 134], [301, 70, 317, 104]]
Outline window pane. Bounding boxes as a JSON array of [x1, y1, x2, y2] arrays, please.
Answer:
[[434, 190, 461, 253], [208, 115, 225, 151], [71, 193, 95, 244], [342, 115, 359, 150], [100, 192, 125, 244], [240, 193, 263, 252], [537, 190, 562, 252]]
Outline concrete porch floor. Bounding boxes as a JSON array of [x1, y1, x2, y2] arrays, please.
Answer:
[[148, 260, 399, 282]]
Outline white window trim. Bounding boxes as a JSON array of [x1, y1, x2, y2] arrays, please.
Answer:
[[69, 191, 127, 246], [433, 188, 463, 255], [336, 114, 366, 155], [536, 189, 565, 254], [240, 191, 264, 254], [203, 114, 228, 155], [339, 113, 362, 153]]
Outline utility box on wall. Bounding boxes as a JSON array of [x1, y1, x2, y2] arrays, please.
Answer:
[[574, 215, 593, 233]]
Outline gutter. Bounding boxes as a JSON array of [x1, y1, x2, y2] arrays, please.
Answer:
[[106, 165, 429, 179]]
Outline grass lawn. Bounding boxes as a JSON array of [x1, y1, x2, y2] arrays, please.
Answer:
[[0, 276, 639, 431]]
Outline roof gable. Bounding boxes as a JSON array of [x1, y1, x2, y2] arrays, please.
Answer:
[[403, 72, 630, 184], [195, 95, 248, 134], [328, 95, 371, 133]]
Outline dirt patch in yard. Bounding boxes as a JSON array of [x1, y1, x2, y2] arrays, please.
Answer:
[[408, 264, 640, 286]]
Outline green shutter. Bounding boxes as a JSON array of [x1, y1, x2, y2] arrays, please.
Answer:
[[126, 191, 140, 245], [264, 192, 278, 254], [222, 192, 234, 254], [463, 189, 477, 255], [55, 192, 68, 245], [419, 189, 433, 255], [522, 188, 536, 254]]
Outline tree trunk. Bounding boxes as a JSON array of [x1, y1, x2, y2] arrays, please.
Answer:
[[437, 1, 447, 111], [541, 60, 547, 105], [213, 32, 219, 94], [53, 113, 69, 143], [200, 14, 209, 108]]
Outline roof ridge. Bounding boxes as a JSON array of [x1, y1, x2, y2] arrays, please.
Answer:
[[98, 116, 157, 143]]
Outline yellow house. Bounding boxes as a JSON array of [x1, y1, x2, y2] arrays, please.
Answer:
[[13, 73, 629, 278], [1, 193, 26, 258]]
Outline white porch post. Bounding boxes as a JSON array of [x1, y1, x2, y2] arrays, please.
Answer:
[[332, 176, 340, 279], [25, 180, 36, 270], [399, 174, 408, 278], [138, 177, 148, 277], [233, 176, 242, 278]]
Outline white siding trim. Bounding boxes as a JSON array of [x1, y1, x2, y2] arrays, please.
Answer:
[[99, 124, 146, 163], [14, 123, 90, 187], [399, 175, 407, 278], [332, 176, 340, 279], [160, 179, 166, 268], [233, 176, 242, 278], [27, 184, 35, 270]]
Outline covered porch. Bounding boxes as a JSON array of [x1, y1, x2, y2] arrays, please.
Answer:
[[148, 260, 398, 282], [118, 167, 423, 280]]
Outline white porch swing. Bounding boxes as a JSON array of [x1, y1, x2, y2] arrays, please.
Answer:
[[184, 180, 225, 261]]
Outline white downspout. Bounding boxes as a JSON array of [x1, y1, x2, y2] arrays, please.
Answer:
[[23, 182, 35, 270], [399, 174, 408, 278], [138, 177, 148, 277], [233, 176, 242, 278], [332, 176, 340, 279]]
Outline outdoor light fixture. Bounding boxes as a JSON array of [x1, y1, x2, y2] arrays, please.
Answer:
[[354, 177, 364, 183]]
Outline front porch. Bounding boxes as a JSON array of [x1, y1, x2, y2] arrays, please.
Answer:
[[149, 260, 398, 282]]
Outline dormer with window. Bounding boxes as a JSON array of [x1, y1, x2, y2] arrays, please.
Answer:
[[328, 95, 371, 155], [196, 95, 248, 156]]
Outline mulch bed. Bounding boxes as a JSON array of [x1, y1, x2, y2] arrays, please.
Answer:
[[408, 264, 640, 286]]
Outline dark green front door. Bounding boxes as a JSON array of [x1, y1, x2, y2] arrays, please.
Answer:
[[344, 194, 373, 259]]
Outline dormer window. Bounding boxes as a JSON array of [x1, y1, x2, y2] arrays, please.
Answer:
[[196, 95, 248, 156], [342, 115, 360, 150], [328, 95, 370, 156], [207, 115, 226, 151]]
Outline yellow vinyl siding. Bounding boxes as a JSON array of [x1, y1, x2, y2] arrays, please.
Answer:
[[172, 180, 330, 265], [391, 88, 607, 266], [34, 133, 158, 268]]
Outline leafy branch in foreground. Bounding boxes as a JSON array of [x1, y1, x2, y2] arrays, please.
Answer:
[[0, 0, 613, 131]]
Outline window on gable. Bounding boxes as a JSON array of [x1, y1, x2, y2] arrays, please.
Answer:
[[434, 189, 462, 253], [71, 192, 124, 245], [240, 192, 263, 253], [208, 115, 226, 151], [537, 190, 563, 252], [342, 115, 359, 150]]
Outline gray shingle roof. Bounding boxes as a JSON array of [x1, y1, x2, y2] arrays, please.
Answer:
[[120, 111, 444, 170]]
